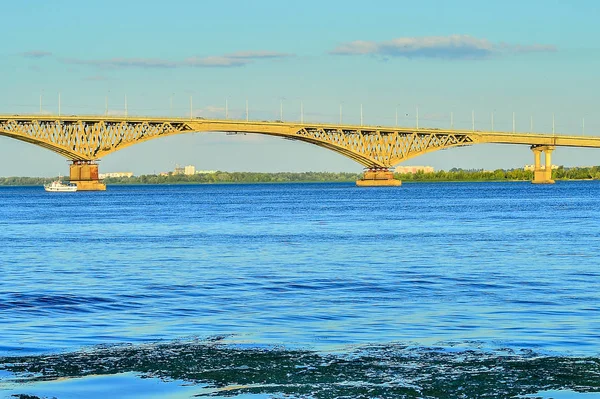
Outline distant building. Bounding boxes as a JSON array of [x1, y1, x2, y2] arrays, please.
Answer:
[[172, 164, 196, 175], [524, 164, 559, 171], [196, 170, 217, 174], [184, 165, 196, 175], [394, 166, 435, 174], [99, 172, 133, 179]]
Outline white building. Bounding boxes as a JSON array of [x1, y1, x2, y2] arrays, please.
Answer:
[[184, 165, 196, 175], [99, 172, 134, 179], [394, 166, 435, 174], [524, 164, 559, 171]]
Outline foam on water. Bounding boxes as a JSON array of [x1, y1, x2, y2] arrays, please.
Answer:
[[2, 342, 600, 398]]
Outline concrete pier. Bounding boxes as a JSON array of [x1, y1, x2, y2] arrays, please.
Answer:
[[531, 145, 555, 184], [70, 161, 106, 191], [356, 168, 402, 187]]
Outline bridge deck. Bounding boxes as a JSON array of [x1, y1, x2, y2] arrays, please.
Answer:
[[1, 114, 599, 167]]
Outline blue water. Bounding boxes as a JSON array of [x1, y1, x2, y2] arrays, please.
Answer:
[[2, 182, 600, 398]]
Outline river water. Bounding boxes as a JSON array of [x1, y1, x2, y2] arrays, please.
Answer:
[[1, 182, 600, 398]]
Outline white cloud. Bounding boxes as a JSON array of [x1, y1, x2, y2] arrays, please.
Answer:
[[63, 51, 293, 69], [331, 35, 556, 60], [21, 50, 53, 58], [65, 57, 177, 69], [330, 40, 379, 55], [184, 56, 247, 68]]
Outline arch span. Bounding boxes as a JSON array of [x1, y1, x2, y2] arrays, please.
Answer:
[[0, 116, 483, 168]]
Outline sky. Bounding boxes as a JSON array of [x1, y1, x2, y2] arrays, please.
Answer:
[[1, 0, 599, 176]]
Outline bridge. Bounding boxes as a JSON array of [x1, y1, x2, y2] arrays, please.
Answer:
[[1, 114, 599, 190]]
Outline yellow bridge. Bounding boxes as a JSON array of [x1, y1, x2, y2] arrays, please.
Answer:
[[1, 114, 599, 190]]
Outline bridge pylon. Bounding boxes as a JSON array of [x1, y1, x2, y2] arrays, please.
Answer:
[[69, 161, 106, 191], [356, 168, 402, 187], [531, 145, 555, 184]]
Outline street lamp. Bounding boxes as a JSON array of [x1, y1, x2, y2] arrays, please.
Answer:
[[279, 97, 285, 121], [416, 106, 419, 130], [360, 104, 363, 126]]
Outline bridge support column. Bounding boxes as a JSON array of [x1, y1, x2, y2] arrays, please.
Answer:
[[356, 168, 402, 187], [69, 161, 106, 191], [531, 145, 555, 184]]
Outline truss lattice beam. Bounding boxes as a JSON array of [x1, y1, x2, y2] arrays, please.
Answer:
[[1, 115, 600, 168]]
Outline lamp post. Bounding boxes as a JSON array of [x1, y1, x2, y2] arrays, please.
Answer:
[[105, 90, 111, 116], [360, 104, 363, 126], [278, 97, 287, 121], [512, 111, 515, 133], [416, 106, 419, 130]]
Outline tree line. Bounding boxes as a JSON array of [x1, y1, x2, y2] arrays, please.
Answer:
[[1, 167, 600, 186], [397, 166, 600, 182], [104, 171, 363, 185]]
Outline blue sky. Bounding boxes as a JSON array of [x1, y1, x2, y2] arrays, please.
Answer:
[[1, 0, 599, 176]]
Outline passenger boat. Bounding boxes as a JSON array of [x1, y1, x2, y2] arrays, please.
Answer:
[[44, 177, 78, 192]]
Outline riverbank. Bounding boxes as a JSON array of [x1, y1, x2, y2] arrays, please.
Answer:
[[1, 167, 599, 185]]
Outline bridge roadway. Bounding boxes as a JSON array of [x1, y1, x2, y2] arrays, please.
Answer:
[[1, 114, 599, 189]]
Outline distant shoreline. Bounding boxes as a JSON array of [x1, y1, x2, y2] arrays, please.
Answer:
[[0, 167, 599, 186]]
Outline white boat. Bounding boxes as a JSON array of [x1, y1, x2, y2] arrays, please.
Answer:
[[44, 178, 78, 192]]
